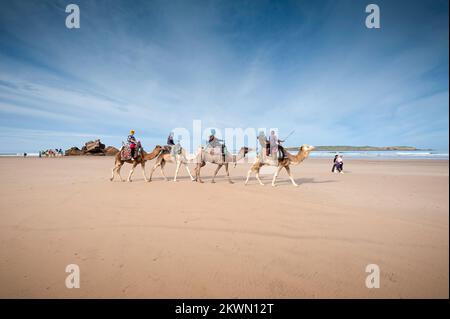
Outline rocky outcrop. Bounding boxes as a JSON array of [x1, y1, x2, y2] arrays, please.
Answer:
[[104, 146, 120, 156], [65, 147, 83, 156], [65, 140, 119, 156], [82, 139, 105, 154]]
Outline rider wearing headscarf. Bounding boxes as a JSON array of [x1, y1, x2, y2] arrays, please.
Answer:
[[206, 129, 223, 149]]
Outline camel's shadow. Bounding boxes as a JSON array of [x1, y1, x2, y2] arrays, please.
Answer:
[[278, 177, 336, 185], [246, 177, 337, 186], [150, 175, 195, 182]]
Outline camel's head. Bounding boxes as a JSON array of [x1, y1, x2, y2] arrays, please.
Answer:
[[299, 144, 315, 157], [241, 146, 250, 157], [152, 145, 164, 154]]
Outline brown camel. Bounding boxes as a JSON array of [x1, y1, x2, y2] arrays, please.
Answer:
[[193, 146, 250, 183], [245, 144, 315, 187], [110, 144, 163, 182]]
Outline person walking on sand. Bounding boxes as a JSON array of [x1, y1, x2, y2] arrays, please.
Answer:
[[332, 154, 344, 173]]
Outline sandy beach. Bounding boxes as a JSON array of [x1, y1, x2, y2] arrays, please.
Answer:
[[0, 156, 448, 298]]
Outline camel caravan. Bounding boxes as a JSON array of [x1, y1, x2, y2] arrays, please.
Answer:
[[110, 129, 314, 187]]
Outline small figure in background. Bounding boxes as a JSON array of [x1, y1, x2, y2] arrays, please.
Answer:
[[332, 154, 344, 173]]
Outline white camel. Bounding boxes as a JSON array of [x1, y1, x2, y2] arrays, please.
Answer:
[[149, 146, 196, 182], [193, 146, 250, 183], [245, 144, 315, 187]]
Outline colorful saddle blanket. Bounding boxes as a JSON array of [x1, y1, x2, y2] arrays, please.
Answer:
[[120, 146, 131, 161]]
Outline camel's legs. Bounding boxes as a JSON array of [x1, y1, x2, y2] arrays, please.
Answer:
[[284, 166, 298, 187], [211, 165, 222, 183], [195, 163, 204, 183], [110, 165, 117, 181], [271, 166, 283, 187], [149, 162, 159, 181], [141, 162, 149, 182], [115, 163, 124, 182], [255, 170, 264, 186], [184, 163, 195, 181], [245, 169, 251, 185], [111, 161, 123, 181], [160, 160, 168, 181], [117, 167, 124, 182], [245, 163, 264, 186], [174, 161, 181, 182], [225, 163, 233, 184], [127, 162, 138, 182]]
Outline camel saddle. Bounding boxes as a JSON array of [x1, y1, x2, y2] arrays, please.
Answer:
[[120, 141, 141, 161], [120, 145, 132, 161]]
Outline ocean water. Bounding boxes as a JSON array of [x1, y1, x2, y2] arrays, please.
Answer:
[[308, 150, 449, 160], [245, 149, 449, 160]]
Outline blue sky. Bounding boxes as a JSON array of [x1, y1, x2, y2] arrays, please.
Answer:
[[0, 0, 448, 152]]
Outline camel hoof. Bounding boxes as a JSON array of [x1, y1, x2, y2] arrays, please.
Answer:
[[110, 178, 113, 181], [293, 184, 299, 187], [228, 181, 234, 184], [211, 180, 216, 184]]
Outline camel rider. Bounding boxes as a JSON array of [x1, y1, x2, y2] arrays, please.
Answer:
[[206, 129, 223, 149], [166, 132, 175, 156], [167, 132, 175, 146], [206, 129, 225, 161], [257, 131, 269, 158], [269, 130, 286, 160], [128, 130, 138, 160], [173, 135, 182, 157]]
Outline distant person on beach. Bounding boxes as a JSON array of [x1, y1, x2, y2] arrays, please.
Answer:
[[127, 130, 137, 160], [332, 155, 344, 173]]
